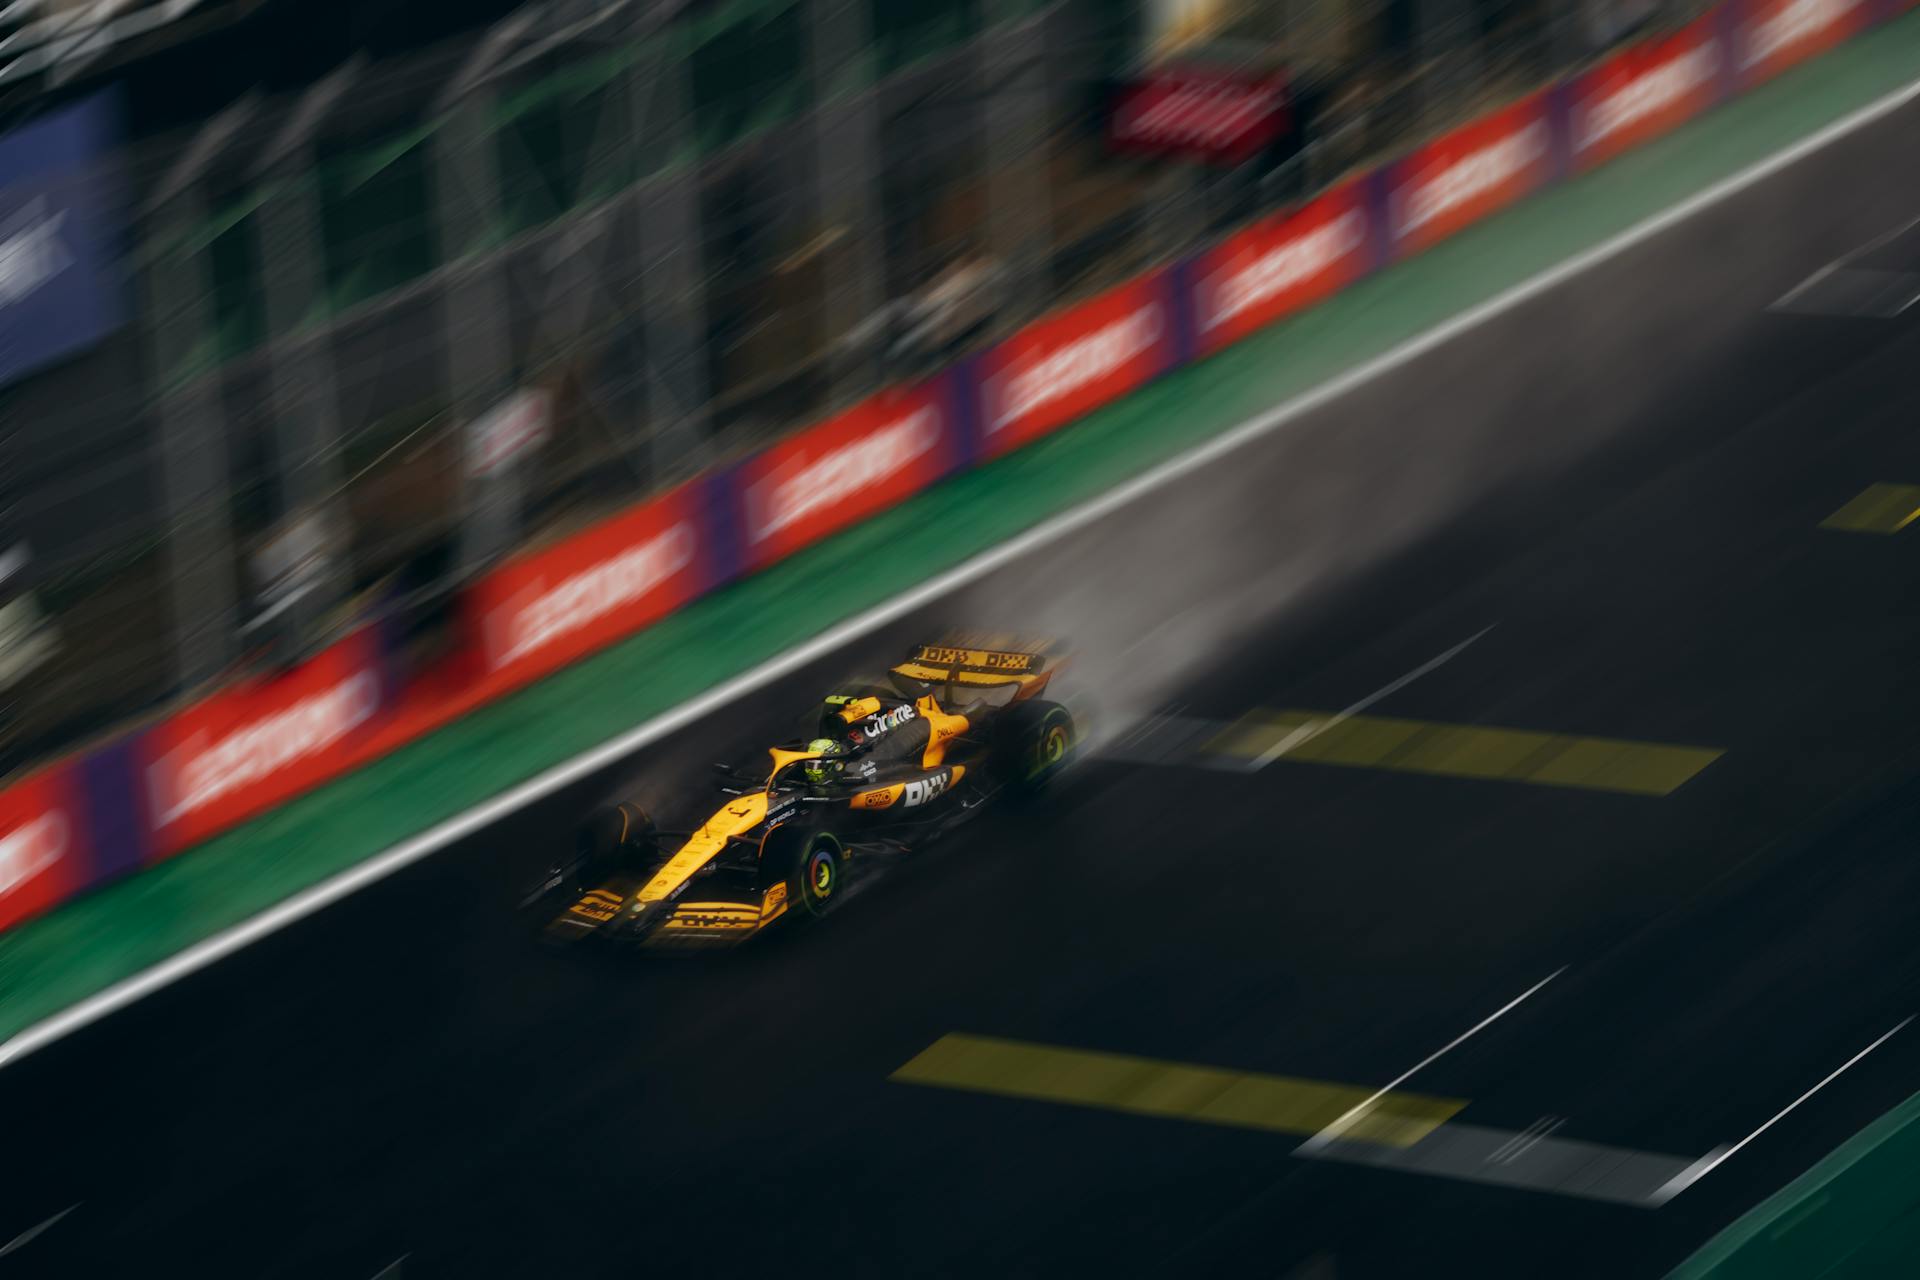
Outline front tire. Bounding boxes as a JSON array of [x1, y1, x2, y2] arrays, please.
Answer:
[[762, 825, 851, 924], [566, 802, 656, 890], [794, 834, 848, 919]]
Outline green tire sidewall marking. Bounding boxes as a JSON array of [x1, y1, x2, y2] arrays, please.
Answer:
[[799, 835, 843, 915], [1029, 709, 1074, 780]]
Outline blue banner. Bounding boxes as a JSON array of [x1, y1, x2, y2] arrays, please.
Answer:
[[0, 90, 125, 387]]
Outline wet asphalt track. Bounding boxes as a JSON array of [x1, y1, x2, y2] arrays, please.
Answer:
[[8, 99, 1920, 1280]]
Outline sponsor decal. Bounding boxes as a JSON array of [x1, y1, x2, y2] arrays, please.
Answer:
[[738, 376, 960, 569], [916, 646, 1035, 671], [471, 479, 711, 685], [992, 308, 1161, 433], [0, 199, 72, 307], [667, 909, 759, 930], [1193, 181, 1372, 353], [858, 704, 918, 739], [1388, 94, 1554, 256], [465, 388, 552, 479], [929, 719, 963, 751], [1108, 67, 1291, 165], [1569, 20, 1723, 170], [0, 89, 125, 386], [903, 771, 953, 808], [978, 273, 1178, 458], [142, 631, 385, 856], [1207, 212, 1365, 327], [0, 767, 87, 932], [1737, 0, 1867, 84], [0, 811, 65, 900], [495, 525, 694, 667], [154, 671, 380, 828], [754, 408, 941, 540], [0, 544, 57, 692]]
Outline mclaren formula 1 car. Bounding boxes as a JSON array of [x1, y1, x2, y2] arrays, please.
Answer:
[[528, 637, 1076, 951]]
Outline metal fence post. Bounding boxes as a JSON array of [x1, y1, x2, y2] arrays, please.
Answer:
[[434, 83, 520, 575], [980, 0, 1056, 323], [141, 97, 263, 694], [251, 61, 358, 633], [631, 35, 711, 484], [809, 0, 885, 407], [1415, 0, 1484, 128], [145, 200, 239, 693], [254, 164, 348, 637]]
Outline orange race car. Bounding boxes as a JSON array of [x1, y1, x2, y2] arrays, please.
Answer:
[[526, 637, 1077, 951]]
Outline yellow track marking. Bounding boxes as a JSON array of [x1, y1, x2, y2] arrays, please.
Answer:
[[891, 1033, 1464, 1148], [1819, 483, 1920, 533], [1213, 711, 1721, 796]]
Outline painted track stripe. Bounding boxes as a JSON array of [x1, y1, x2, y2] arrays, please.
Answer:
[[895, 1033, 1700, 1206], [1818, 482, 1920, 533], [1216, 711, 1724, 796], [6, 71, 1920, 1070], [891, 1033, 1466, 1147]]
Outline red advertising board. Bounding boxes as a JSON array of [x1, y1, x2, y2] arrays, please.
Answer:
[[142, 629, 385, 858], [1108, 67, 1291, 165], [468, 479, 713, 688], [1735, 0, 1872, 86], [977, 273, 1178, 460], [1190, 181, 1373, 356], [0, 765, 88, 933], [737, 377, 960, 571], [1570, 18, 1725, 172], [1387, 92, 1555, 257]]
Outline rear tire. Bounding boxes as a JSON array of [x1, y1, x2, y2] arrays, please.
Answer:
[[996, 699, 1076, 799]]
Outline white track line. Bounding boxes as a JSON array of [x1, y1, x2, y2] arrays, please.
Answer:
[[6, 72, 1920, 1071], [1244, 625, 1494, 769], [1649, 1016, 1914, 1205], [0, 1203, 81, 1259], [1770, 257, 1846, 310], [1297, 968, 1566, 1154], [1772, 211, 1920, 309]]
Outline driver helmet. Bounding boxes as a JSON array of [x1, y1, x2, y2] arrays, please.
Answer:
[[803, 737, 850, 786]]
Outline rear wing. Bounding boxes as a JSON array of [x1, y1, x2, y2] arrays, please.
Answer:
[[890, 636, 1065, 699]]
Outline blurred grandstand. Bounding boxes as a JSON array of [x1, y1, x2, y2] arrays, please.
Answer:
[[0, 0, 1693, 780]]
